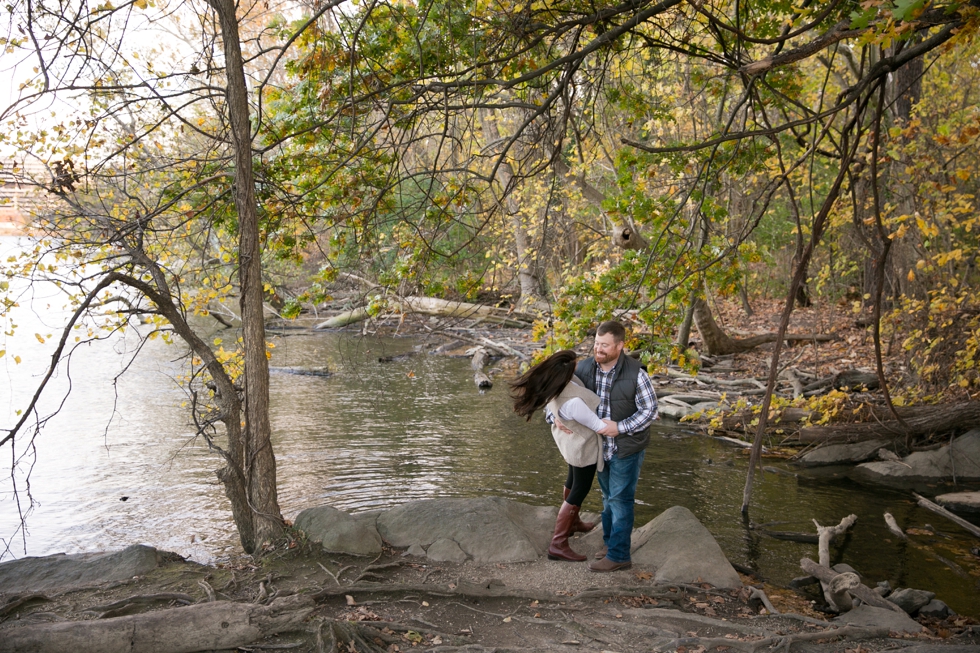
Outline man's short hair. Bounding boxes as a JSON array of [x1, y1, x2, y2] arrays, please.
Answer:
[[596, 320, 626, 343]]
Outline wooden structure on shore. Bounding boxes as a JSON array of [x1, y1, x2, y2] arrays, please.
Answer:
[[0, 158, 47, 236]]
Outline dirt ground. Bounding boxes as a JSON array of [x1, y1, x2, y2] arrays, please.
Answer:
[[4, 540, 978, 653]]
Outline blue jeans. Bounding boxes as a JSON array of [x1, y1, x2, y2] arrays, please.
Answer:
[[597, 449, 645, 563]]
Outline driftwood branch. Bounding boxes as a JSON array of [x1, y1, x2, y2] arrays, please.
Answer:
[[800, 558, 904, 614], [914, 493, 980, 539], [814, 514, 857, 567], [810, 515, 857, 611], [470, 347, 493, 389]]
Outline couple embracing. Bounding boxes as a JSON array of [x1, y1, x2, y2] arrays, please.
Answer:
[[511, 321, 659, 572]]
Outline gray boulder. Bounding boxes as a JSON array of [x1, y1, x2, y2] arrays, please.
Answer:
[[376, 497, 554, 563], [0, 544, 163, 595], [294, 505, 383, 556], [658, 399, 694, 420], [833, 604, 923, 633], [887, 587, 936, 614], [918, 599, 954, 619], [426, 538, 468, 563], [628, 505, 742, 588], [852, 430, 980, 486], [935, 491, 980, 514], [797, 439, 889, 467]]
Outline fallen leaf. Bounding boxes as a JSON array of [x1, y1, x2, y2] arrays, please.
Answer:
[[634, 570, 653, 580], [502, 616, 512, 623], [345, 595, 356, 606]]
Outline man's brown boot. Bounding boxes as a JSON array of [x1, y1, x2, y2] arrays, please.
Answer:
[[588, 556, 632, 572], [594, 546, 607, 560], [563, 487, 595, 533], [547, 503, 587, 562]]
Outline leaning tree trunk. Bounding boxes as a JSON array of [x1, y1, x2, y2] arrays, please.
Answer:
[[692, 298, 742, 355], [209, 0, 284, 550]]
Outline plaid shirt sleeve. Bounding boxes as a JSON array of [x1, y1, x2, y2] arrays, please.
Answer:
[[617, 369, 659, 434]]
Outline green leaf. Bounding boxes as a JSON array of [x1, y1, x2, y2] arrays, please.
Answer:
[[892, 0, 925, 21], [850, 6, 878, 28]]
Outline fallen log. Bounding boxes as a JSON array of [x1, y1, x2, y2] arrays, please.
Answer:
[[798, 401, 980, 443], [800, 558, 904, 614], [914, 493, 980, 539], [755, 529, 818, 544], [471, 347, 493, 389], [399, 296, 532, 327], [801, 369, 879, 394], [313, 307, 371, 329], [0, 595, 314, 653], [667, 369, 765, 389], [313, 296, 533, 330]]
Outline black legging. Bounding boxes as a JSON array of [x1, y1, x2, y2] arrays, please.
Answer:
[[563, 463, 597, 506]]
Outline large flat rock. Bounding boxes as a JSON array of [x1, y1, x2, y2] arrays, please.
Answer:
[[797, 439, 889, 467], [935, 491, 980, 514], [833, 604, 924, 633], [294, 505, 383, 556], [376, 497, 554, 563], [629, 505, 742, 589], [0, 544, 164, 595], [851, 430, 980, 486]]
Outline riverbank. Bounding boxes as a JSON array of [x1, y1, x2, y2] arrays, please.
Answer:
[[1, 498, 977, 653]]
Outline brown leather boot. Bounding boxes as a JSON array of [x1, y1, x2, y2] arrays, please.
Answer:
[[563, 487, 595, 533], [547, 502, 587, 561]]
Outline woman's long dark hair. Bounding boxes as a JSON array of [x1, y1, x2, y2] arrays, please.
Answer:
[[510, 350, 577, 421]]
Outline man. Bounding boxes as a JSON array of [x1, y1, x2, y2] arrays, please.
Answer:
[[559, 320, 658, 572]]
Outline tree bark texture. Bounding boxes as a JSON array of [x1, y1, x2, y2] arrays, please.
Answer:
[[209, 0, 284, 550], [0, 596, 313, 653]]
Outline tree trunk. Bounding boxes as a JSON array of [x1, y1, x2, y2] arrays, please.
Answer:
[[692, 298, 742, 355], [676, 295, 696, 348], [210, 0, 284, 550]]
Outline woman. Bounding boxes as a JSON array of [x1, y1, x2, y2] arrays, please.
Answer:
[[510, 350, 614, 562]]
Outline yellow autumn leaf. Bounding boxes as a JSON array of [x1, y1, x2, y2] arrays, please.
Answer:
[[14, 355, 22, 364], [907, 269, 915, 282], [35, 333, 45, 344], [0, 349, 4, 358]]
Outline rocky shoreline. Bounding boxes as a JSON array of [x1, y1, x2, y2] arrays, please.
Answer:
[[1, 498, 977, 653]]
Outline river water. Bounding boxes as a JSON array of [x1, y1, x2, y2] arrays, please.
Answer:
[[1, 236, 978, 616]]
